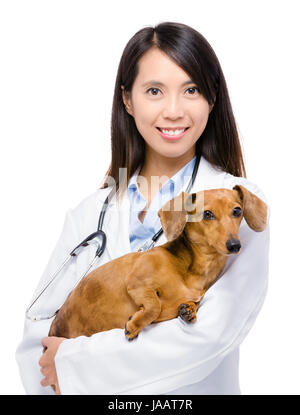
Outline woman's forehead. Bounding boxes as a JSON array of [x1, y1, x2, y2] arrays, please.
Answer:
[[135, 48, 192, 86]]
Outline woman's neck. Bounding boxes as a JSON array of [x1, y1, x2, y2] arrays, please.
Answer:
[[139, 150, 196, 184], [136, 149, 196, 221]]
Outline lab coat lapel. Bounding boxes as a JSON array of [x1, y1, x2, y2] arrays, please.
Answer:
[[101, 189, 132, 260], [192, 155, 226, 192]]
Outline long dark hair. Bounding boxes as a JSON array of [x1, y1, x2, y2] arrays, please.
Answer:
[[100, 21, 246, 200]]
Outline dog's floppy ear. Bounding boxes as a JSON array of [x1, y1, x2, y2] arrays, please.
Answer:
[[158, 192, 196, 242], [233, 185, 268, 232]]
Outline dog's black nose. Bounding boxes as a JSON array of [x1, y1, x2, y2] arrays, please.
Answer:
[[226, 239, 241, 253]]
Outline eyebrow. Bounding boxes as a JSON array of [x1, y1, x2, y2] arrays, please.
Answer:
[[141, 79, 195, 87]]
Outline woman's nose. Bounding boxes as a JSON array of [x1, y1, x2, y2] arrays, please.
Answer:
[[162, 96, 185, 118]]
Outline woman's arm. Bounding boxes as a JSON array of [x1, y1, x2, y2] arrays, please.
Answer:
[[15, 187, 115, 394], [54, 178, 270, 395], [15, 208, 81, 394]]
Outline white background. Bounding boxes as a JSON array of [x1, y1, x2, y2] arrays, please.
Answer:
[[0, 0, 299, 395]]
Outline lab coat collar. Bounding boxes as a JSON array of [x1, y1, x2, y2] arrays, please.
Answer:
[[97, 156, 225, 260]]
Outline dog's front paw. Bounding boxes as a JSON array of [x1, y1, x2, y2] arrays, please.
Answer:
[[124, 316, 139, 341], [178, 303, 197, 323]]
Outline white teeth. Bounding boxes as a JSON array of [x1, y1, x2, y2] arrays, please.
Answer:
[[161, 128, 185, 136]]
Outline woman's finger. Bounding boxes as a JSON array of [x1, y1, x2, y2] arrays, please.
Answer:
[[55, 383, 61, 395], [40, 377, 50, 387], [41, 336, 50, 348]]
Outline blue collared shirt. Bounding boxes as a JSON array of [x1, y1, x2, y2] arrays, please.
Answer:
[[127, 156, 196, 252]]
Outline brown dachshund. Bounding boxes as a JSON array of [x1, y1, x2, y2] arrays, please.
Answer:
[[48, 185, 267, 341]]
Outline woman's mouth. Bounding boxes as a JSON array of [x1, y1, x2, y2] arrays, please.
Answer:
[[156, 127, 189, 141]]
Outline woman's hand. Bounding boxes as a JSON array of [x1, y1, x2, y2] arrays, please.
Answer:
[[39, 336, 66, 394]]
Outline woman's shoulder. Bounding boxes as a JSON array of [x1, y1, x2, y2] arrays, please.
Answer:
[[64, 187, 114, 237], [200, 156, 269, 205], [71, 186, 113, 212], [222, 172, 269, 206]]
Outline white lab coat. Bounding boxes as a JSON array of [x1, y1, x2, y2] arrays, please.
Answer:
[[15, 156, 270, 395]]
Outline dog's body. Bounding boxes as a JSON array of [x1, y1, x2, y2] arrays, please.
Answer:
[[48, 185, 267, 341], [49, 235, 227, 339]]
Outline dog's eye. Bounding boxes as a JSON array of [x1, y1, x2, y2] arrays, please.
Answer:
[[203, 210, 215, 220], [232, 207, 242, 217]]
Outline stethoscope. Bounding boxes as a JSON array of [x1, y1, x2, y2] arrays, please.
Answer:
[[25, 154, 201, 322]]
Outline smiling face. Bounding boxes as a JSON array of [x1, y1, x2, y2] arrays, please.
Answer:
[[122, 47, 213, 161]]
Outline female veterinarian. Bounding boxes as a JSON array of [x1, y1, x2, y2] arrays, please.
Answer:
[[16, 22, 270, 395]]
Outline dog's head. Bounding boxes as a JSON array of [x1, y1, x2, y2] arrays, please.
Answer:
[[157, 185, 268, 256]]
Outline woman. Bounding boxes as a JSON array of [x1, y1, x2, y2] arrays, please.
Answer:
[[16, 22, 270, 395]]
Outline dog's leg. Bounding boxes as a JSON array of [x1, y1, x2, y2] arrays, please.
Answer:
[[125, 286, 161, 340], [178, 301, 201, 323]]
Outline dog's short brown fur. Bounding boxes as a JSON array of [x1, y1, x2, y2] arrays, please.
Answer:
[[48, 185, 267, 341]]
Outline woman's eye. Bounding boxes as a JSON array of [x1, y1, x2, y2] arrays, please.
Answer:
[[146, 88, 161, 96], [203, 210, 215, 220], [232, 207, 242, 217], [186, 87, 200, 95]]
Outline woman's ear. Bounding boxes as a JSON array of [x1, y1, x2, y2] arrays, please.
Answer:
[[121, 85, 133, 116], [233, 184, 268, 232]]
